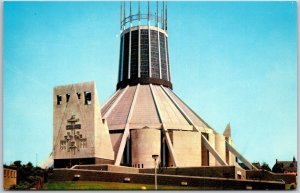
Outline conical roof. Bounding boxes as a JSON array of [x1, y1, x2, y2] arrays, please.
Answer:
[[101, 84, 213, 132]]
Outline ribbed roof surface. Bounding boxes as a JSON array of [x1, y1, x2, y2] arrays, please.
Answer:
[[130, 85, 161, 128], [101, 84, 212, 132]]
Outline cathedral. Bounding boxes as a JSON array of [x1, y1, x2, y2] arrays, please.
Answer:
[[52, 2, 257, 170]]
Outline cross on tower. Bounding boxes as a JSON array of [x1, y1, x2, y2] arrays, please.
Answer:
[[60, 115, 87, 155]]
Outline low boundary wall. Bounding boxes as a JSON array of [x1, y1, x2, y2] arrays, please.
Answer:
[[72, 164, 138, 173], [49, 169, 285, 190], [139, 166, 246, 179], [246, 170, 296, 184]]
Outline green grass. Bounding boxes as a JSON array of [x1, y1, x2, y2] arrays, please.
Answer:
[[285, 183, 297, 190], [42, 181, 205, 190]]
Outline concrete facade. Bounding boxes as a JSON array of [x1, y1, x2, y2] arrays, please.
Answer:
[[169, 131, 202, 167], [53, 82, 114, 167], [215, 133, 226, 166], [131, 129, 161, 168], [208, 133, 216, 166], [226, 137, 236, 165]]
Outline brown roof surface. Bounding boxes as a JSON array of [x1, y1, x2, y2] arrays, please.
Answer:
[[101, 84, 213, 132]]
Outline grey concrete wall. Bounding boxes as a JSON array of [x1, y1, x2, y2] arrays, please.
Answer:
[[246, 170, 296, 184], [215, 134, 226, 166], [94, 93, 115, 160], [170, 131, 202, 167], [140, 166, 238, 179], [53, 82, 114, 164], [131, 129, 161, 168], [49, 169, 285, 190], [208, 133, 216, 166], [234, 166, 246, 179], [73, 164, 139, 173], [227, 137, 236, 165], [53, 82, 96, 159], [110, 133, 123, 159]]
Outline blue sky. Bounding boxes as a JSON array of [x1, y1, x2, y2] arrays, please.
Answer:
[[3, 1, 297, 167]]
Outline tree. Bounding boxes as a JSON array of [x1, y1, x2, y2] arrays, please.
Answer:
[[7, 160, 47, 190], [13, 160, 22, 167], [26, 162, 33, 168], [272, 163, 283, 173], [261, 162, 271, 171]]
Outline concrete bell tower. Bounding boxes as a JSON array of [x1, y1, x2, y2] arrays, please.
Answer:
[[53, 82, 114, 168]]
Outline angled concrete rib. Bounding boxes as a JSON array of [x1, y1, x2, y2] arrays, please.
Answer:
[[201, 135, 228, 166], [114, 127, 130, 166], [162, 85, 227, 166], [100, 88, 121, 111], [149, 84, 178, 167], [162, 128, 179, 167], [103, 86, 129, 119], [225, 141, 258, 170], [114, 84, 140, 166], [160, 85, 197, 131]]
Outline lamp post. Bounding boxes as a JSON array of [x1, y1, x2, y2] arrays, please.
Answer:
[[152, 154, 159, 190]]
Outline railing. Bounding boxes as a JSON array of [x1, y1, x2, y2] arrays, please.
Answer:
[[121, 13, 167, 30]]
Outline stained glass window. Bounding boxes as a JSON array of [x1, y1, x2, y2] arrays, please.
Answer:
[[160, 32, 167, 80], [150, 30, 160, 78], [140, 29, 149, 77], [130, 30, 139, 78], [123, 32, 130, 80]]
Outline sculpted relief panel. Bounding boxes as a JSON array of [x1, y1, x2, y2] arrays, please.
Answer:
[[59, 115, 87, 155]]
